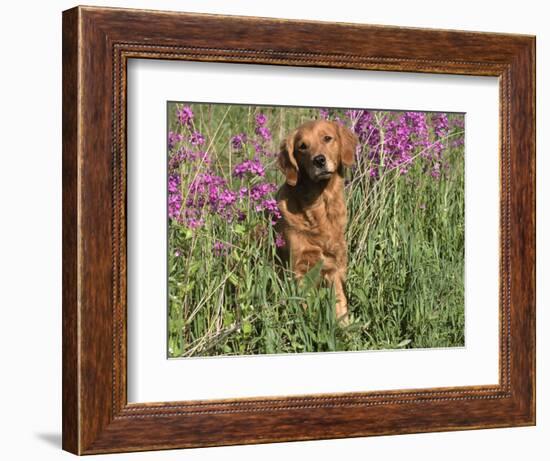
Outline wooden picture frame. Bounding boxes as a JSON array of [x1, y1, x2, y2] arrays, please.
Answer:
[[62, 5, 536, 455]]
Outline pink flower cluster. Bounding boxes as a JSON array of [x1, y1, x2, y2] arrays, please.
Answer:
[[168, 107, 284, 237], [233, 159, 265, 178], [332, 108, 457, 179]]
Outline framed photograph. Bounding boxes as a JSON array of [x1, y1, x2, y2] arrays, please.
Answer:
[[62, 5, 535, 455]]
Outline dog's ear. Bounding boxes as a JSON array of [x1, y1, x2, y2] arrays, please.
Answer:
[[278, 131, 299, 186], [337, 123, 358, 167]]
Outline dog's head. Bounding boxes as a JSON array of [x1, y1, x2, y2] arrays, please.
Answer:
[[278, 120, 358, 186]]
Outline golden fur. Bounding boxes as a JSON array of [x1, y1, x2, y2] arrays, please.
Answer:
[[276, 120, 358, 321]]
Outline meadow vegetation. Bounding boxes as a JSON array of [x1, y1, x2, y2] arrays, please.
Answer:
[[167, 103, 465, 357]]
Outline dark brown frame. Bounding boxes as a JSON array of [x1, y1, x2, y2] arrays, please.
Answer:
[[62, 5, 536, 455]]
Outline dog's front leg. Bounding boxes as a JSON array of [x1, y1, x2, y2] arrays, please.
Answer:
[[324, 271, 348, 324], [334, 277, 348, 324]]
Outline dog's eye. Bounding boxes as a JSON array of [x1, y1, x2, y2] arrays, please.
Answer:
[[298, 142, 307, 150], [324, 135, 333, 142]]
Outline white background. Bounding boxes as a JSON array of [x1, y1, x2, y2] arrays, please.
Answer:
[[0, 0, 546, 460], [128, 61, 499, 402]]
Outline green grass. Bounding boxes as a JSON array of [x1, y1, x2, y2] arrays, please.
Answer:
[[167, 103, 465, 357]]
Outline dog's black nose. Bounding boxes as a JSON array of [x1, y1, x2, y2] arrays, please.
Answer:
[[313, 155, 326, 168]]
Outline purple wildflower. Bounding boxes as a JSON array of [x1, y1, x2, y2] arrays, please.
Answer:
[[431, 113, 449, 139], [404, 112, 429, 147], [218, 189, 237, 210], [348, 110, 380, 159], [449, 116, 465, 149], [212, 241, 229, 257], [450, 116, 465, 129], [345, 109, 364, 122], [252, 140, 265, 155], [429, 139, 445, 162], [190, 131, 205, 146], [168, 194, 182, 220], [258, 198, 282, 223], [168, 131, 184, 150], [369, 167, 379, 179], [451, 138, 465, 149], [377, 116, 415, 172], [186, 217, 204, 229], [168, 174, 182, 220], [233, 159, 265, 178], [249, 183, 277, 201], [319, 108, 330, 119], [187, 173, 226, 214], [168, 173, 180, 193], [275, 233, 286, 248], [169, 149, 210, 170], [255, 126, 272, 142], [176, 105, 194, 127], [189, 173, 226, 195], [431, 162, 441, 179], [231, 133, 248, 150], [350, 110, 454, 180], [255, 113, 267, 126], [168, 149, 186, 170]]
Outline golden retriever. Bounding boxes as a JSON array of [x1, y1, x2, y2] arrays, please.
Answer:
[[276, 120, 358, 322]]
